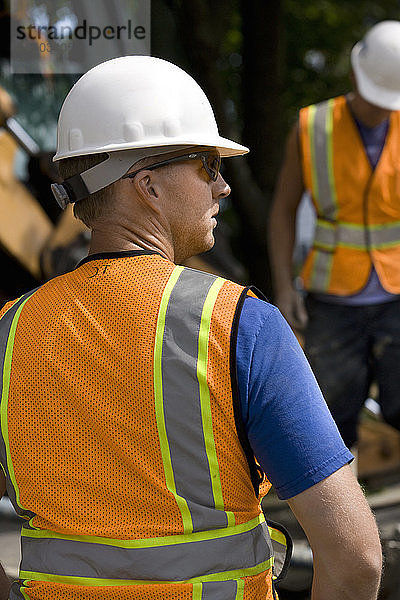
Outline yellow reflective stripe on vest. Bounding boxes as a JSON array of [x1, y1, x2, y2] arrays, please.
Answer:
[[198, 277, 235, 526], [155, 267, 234, 533], [0, 289, 37, 520], [308, 104, 318, 208], [192, 583, 202, 600], [235, 578, 245, 600], [19, 560, 273, 586], [268, 526, 286, 547], [308, 99, 338, 220], [154, 265, 192, 531], [18, 562, 273, 587], [22, 513, 264, 548], [19, 517, 272, 584], [268, 524, 288, 581]]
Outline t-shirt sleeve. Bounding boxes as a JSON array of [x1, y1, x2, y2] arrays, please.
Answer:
[[236, 296, 353, 500]]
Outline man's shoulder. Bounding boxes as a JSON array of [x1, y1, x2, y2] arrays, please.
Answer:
[[243, 293, 286, 317], [238, 296, 290, 345], [0, 268, 80, 321]]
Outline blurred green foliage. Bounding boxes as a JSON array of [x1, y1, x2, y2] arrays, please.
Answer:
[[283, 0, 400, 125]]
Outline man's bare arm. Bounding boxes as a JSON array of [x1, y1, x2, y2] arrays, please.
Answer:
[[288, 464, 382, 600], [268, 122, 308, 330], [0, 470, 11, 600]]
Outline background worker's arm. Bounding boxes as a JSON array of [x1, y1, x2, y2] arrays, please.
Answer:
[[268, 122, 308, 330], [0, 470, 11, 600], [288, 464, 382, 600]]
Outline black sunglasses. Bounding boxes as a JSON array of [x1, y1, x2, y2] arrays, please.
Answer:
[[122, 150, 222, 182]]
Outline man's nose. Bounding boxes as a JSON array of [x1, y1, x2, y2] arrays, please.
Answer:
[[213, 173, 231, 199]]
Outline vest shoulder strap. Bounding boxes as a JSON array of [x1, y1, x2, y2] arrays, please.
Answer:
[[230, 285, 268, 498]]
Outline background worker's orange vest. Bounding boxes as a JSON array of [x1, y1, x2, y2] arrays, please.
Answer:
[[299, 95, 400, 295], [0, 253, 277, 600]]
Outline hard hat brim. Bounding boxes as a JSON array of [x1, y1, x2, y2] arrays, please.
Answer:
[[214, 136, 249, 157], [351, 41, 400, 111], [54, 137, 249, 162]]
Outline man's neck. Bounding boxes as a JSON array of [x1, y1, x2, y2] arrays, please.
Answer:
[[347, 92, 391, 128], [88, 227, 172, 261]]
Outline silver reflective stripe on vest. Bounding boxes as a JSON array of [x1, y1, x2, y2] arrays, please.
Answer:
[[20, 519, 272, 582], [309, 99, 338, 220], [0, 289, 37, 520], [370, 223, 400, 248], [314, 219, 400, 251], [154, 267, 237, 533], [161, 268, 229, 532], [309, 250, 333, 292], [313, 220, 366, 250], [200, 581, 240, 600]]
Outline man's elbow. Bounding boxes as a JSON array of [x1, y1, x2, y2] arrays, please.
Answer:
[[358, 543, 383, 581], [341, 540, 383, 595]]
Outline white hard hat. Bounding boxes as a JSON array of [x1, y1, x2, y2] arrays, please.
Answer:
[[51, 55, 248, 208], [54, 55, 248, 161], [351, 20, 400, 110]]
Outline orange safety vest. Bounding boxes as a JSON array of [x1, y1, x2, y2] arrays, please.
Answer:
[[0, 253, 289, 600], [299, 95, 400, 295]]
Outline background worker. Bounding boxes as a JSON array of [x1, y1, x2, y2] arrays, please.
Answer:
[[269, 20, 400, 450], [0, 56, 381, 600]]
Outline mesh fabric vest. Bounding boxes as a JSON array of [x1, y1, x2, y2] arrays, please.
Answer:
[[0, 253, 275, 600], [299, 95, 400, 295]]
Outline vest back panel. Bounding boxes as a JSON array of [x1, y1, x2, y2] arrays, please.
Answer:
[[2, 254, 261, 538]]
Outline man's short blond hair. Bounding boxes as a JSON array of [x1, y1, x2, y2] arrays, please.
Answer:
[[57, 153, 113, 228]]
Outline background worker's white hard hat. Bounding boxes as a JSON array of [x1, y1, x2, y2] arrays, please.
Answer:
[[351, 20, 400, 111], [53, 55, 249, 161]]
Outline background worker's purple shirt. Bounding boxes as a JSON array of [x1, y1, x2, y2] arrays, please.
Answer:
[[237, 296, 352, 500]]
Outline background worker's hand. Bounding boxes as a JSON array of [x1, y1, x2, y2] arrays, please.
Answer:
[[275, 286, 308, 332], [0, 87, 15, 126]]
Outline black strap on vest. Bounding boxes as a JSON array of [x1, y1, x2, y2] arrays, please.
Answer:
[[230, 285, 268, 498]]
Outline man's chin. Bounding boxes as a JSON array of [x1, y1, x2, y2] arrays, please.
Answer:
[[201, 233, 216, 255], [178, 235, 215, 264]]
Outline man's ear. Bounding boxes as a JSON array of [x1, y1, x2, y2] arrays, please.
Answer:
[[132, 171, 162, 212]]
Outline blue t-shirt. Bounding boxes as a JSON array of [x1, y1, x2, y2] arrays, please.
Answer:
[[237, 296, 352, 500]]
